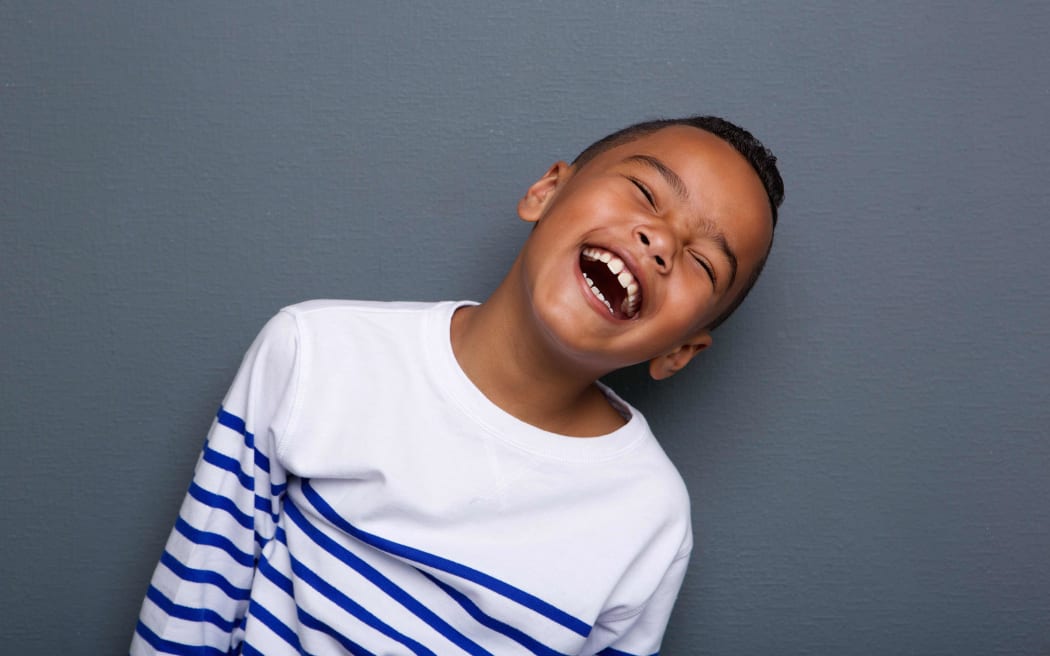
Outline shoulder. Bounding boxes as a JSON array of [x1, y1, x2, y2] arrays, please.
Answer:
[[280, 298, 450, 323], [608, 404, 693, 553], [268, 300, 467, 463], [634, 437, 693, 547], [271, 298, 458, 382], [276, 299, 458, 346], [607, 394, 692, 507]]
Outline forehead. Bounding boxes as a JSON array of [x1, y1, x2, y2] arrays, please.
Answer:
[[577, 125, 774, 308], [589, 126, 764, 197]]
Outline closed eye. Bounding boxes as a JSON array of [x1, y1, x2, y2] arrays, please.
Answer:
[[692, 253, 717, 286], [628, 177, 656, 209]]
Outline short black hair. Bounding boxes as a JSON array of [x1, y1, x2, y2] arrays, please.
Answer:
[[572, 116, 784, 330]]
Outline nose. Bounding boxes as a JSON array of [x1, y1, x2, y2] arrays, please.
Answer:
[[634, 224, 674, 272]]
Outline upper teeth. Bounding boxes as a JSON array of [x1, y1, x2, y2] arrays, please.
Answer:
[[582, 247, 641, 317]]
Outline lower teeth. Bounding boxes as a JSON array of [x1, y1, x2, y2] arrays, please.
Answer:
[[584, 274, 615, 314]]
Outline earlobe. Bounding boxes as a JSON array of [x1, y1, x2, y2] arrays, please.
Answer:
[[518, 161, 572, 223], [648, 332, 713, 380]]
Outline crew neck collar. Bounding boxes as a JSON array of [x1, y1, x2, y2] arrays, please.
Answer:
[[425, 301, 650, 462]]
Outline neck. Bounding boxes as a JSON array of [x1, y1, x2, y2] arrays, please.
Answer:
[[450, 267, 626, 437]]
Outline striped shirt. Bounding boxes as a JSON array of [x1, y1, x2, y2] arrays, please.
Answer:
[[132, 300, 691, 655]]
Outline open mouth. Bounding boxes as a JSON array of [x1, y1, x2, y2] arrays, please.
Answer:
[[580, 246, 642, 320]]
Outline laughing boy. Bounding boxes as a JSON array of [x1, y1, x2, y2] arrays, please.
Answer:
[[132, 115, 784, 656]]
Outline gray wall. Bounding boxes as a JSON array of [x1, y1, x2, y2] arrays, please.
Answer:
[[3, 2, 1048, 654]]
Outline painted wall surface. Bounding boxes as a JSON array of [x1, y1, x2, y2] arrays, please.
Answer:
[[3, 2, 1048, 653]]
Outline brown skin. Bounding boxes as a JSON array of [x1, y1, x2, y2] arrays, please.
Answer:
[[451, 125, 773, 437]]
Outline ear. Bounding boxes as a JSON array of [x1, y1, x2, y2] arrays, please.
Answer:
[[518, 161, 572, 223], [648, 331, 713, 380]]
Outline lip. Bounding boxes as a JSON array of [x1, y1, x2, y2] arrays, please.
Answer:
[[576, 243, 647, 322]]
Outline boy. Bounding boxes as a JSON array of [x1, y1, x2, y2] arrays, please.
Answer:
[[132, 116, 784, 656]]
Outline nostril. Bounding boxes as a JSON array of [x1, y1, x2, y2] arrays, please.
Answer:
[[654, 255, 665, 267], [639, 233, 650, 246]]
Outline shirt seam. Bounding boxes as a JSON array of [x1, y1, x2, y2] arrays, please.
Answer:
[[274, 308, 304, 462], [601, 551, 692, 622]]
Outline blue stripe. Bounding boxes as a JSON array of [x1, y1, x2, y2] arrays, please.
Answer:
[[258, 546, 295, 597], [285, 500, 491, 655], [175, 517, 255, 568], [202, 446, 254, 490], [144, 585, 238, 632], [135, 619, 226, 656], [198, 448, 280, 524], [301, 479, 591, 637], [202, 441, 285, 506], [216, 406, 246, 435], [255, 448, 271, 475], [216, 406, 271, 474], [249, 600, 305, 654], [160, 551, 250, 601], [284, 548, 437, 656], [297, 608, 376, 656], [241, 642, 264, 656], [420, 571, 569, 656], [188, 482, 253, 530], [255, 492, 281, 521], [212, 407, 285, 497], [256, 546, 376, 656]]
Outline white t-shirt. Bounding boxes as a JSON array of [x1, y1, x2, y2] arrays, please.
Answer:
[[132, 300, 692, 656]]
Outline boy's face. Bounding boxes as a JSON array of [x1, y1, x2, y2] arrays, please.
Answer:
[[515, 125, 773, 379]]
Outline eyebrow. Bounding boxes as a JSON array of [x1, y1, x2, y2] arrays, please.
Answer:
[[624, 154, 689, 201], [709, 226, 738, 289], [624, 154, 738, 289]]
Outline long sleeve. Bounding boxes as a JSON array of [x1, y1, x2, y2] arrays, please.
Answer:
[[131, 311, 299, 655]]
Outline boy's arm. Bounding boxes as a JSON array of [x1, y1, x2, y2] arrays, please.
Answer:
[[130, 311, 299, 655], [580, 551, 691, 656]]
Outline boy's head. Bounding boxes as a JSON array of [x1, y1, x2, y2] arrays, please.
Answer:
[[571, 116, 784, 332], [513, 116, 783, 380]]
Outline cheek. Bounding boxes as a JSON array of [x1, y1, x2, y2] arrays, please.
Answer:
[[664, 283, 716, 331], [555, 189, 623, 224]]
